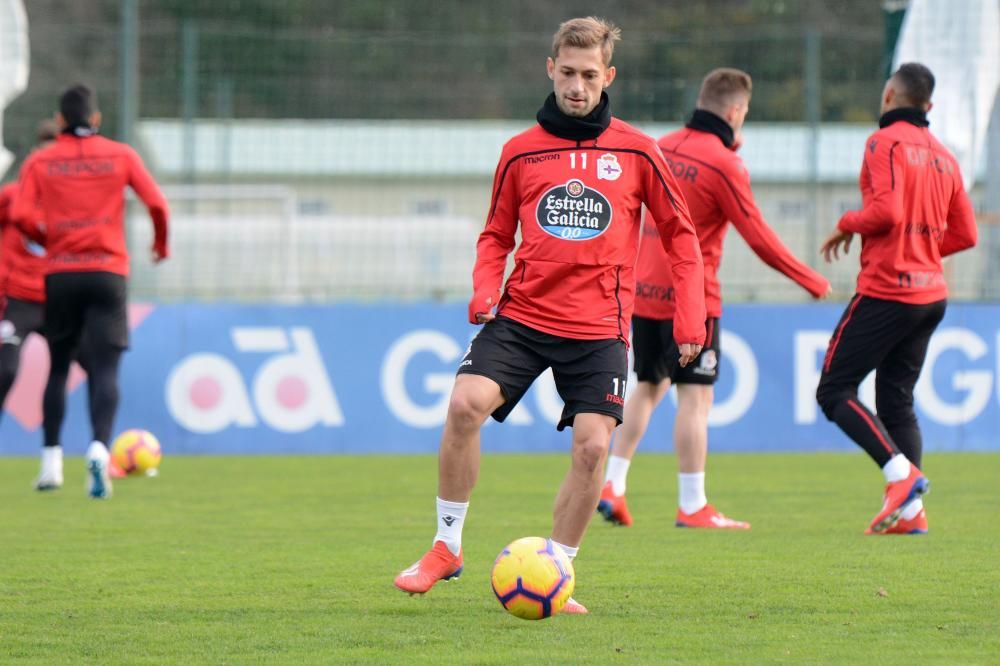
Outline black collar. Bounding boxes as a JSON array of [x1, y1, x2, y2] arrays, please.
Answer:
[[879, 107, 929, 129], [685, 109, 735, 148], [61, 124, 97, 137], [536, 91, 612, 141]]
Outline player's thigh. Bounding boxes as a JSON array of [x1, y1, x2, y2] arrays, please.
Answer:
[[631, 315, 677, 385], [450, 373, 507, 420], [550, 338, 628, 431], [1, 298, 44, 348], [876, 300, 946, 401], [43, 274, 86, 353], [821, 296, 912, 388], [82, 272, 129, 350], [456, 316, 548, 423]]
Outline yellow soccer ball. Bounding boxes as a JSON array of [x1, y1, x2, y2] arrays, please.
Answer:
[[111, 429, 162, 476], [491, 536, 575, 620]]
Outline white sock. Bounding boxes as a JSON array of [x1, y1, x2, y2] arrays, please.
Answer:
[[434, 497, 469, 556], [41, 446, 63, 471], [604, 455, 631, 495], [552, 540, 577, 561], [901, 498, 923, 520], [678, 472, 707, 515], [86, 441, 109, 462], [882, 454, 910, 483]]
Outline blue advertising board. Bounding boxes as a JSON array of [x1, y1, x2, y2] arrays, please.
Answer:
[[1, 303, 998, 455]]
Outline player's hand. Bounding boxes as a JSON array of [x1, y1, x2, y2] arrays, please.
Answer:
[[151, 243, 169, 264], [820, 229, 853, 263], [817, 284, 833, 300], [474, 296, 495, 324], [678, 343, 703, 368]]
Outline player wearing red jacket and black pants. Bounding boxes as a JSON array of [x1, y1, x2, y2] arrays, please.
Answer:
[[395, 18, 706, 614], [12, 85, 169, 499], [599, 69, 831, 529], [818, 64, 977, 535], [0, 121, 58, 449]]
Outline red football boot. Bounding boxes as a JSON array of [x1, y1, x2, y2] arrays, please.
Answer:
[[596, 481, 633, 527], [878, 508, 928, 535], [394, 541, 463, 595], [675, 503, 750, 529], [561, 597, 588, 614], [866, 464, 929, 534]]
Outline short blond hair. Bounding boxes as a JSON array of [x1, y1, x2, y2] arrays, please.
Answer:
[[697, 68, 752, 112], [552, 17, 621, 66]]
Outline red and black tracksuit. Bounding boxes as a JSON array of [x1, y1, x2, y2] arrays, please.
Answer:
[[11, 129, 169, 447], [633, 110, 829, 384], [459, 92, 705, 430], [0, 182, 48, 416], [816, 108, 977, 468]]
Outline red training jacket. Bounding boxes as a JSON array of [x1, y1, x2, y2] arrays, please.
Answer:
[[635, 125, 830, 320], [836, 115, 977, 303], [0, 182, 47, 302], [12, 133, 169, 277], [472, 119, 706, 345]]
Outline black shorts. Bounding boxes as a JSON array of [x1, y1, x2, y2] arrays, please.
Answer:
[[457, 316, 628, 431], [0, 297, 45, 348], [631, 315, 721, 385], [45, 272, 129, 351]]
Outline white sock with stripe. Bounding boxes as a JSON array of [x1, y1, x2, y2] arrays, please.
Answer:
[[679, 472, 707, 515], [434, 497, 468, 556], [604, 455, 631, 495], [882, 454, 910, 483]]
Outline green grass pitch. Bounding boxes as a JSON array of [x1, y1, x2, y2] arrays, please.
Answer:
[[1, 453, 997, 664]]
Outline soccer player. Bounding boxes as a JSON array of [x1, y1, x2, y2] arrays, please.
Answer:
[[394, 17, 706, 613], [12, 84, 169, 499], [598, 68, 831, 528], [0, 120, 59, 486], [817, 63, 976, 535]]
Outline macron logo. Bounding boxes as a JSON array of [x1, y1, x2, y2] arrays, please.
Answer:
[[441, 515, 457, 527]]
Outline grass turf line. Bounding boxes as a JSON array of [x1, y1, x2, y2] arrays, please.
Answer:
[[0, 453, 997, 664]]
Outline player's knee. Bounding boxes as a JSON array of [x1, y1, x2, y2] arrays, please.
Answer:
[[816, 383, 849, 421], [446, 390, 492, 429], [571, 436, 607, 474]]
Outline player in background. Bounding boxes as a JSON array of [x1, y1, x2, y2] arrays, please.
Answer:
[[598, 68, 831, 529], [12, 84, 169, 500], [0, 120, 60, 486], [394, 17, 706, 613], [817, 63, 976, 535]]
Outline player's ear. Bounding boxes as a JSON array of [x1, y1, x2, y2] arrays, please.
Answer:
[[603, 65, 616, 89], [55, 112, 67, 130], [925, 101, 933, 113], [90, 111, 103, 129], [546, 57, 555, 81]]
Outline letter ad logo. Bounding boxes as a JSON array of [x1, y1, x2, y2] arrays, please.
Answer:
[[535, 179, 613, 241]]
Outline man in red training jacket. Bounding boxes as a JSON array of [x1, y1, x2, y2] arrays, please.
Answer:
[[12, 84, 169, 500], [817, 63, 977, 535], [394, 17, 706, 614], [0, 120, 60, 486], [598, 68, 831, 529]]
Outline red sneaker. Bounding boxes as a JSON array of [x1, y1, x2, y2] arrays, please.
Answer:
[[108, 460, 127, 479], [675, 504, 750, 529], [562, 597, 588, 614], [879, 508, 928, 535], [866, 464, 929, 534], [394, 541, 463, 595], [596, 481, 633, 526]]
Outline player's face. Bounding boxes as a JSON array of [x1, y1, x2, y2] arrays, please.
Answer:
[[728, 98, 750, 134], [879, 79, 896, 115], [546, 46, 616, 118]]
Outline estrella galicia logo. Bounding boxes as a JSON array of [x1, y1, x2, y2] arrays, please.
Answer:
[[535, 179, 613, 241]]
